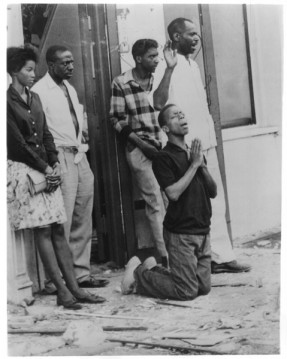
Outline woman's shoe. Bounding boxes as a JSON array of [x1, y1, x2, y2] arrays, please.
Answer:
[[78, 277, 109, 288], [57, 296, 82, 310], [75, 292, 106, 304]]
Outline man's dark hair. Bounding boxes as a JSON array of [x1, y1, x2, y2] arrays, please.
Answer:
[[167, 17, 194, 40], [46, 45, 70, 63], [7, 45, 38, 76], [158, 104, 177, 127], [131, 39, 158, 61]]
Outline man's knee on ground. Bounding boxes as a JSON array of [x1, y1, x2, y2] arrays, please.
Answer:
[[175, 276, 211, 300], [174, 284, 199, 301], [177, 290, 198, 301], [198, 282, 211, 296]]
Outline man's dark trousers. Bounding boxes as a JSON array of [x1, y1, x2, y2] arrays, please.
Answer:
[[134, 228, 211, 300]]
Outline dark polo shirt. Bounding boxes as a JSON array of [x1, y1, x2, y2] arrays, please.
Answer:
[[152, 141, 212, 235]]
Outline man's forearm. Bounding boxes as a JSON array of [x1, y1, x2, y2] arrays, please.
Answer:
[[153, 67, 174, 110], [128, 132, 146, 149], [200, 166, 217, 198], [165, 164, 199, 202], [128, 132, 159, 160], [112, 120, 151, 152]]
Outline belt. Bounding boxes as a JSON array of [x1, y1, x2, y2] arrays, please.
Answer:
[[58, 146, 78, 153]]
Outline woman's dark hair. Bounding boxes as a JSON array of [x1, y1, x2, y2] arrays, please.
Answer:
[[131, 39, 158, 61], [7, 45, 38, 76]]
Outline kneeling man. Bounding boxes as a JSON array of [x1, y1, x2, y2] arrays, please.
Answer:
[[121, 104, 217, 300]]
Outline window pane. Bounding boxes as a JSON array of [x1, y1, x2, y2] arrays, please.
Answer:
[[21, 4, 54, 47], [209, 5, 253, 127]]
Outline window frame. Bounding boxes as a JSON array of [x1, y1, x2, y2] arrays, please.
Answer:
[[200, 4, 256, 129]]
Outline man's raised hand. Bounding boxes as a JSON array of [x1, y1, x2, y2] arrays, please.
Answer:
[[163, 40, 178, 69]]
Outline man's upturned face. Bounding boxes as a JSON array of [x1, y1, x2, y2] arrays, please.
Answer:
[[177, 21, 200, 56], [164, 105, 189, 136], [139, 47, 159, 73], [50, 50, 74, 80]]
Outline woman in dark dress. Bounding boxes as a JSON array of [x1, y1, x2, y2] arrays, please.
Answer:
[[7, 46, 105, 309]]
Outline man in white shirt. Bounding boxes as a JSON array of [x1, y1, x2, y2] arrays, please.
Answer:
[[153, 18, 250, 274], [32, 45, 109, 290]]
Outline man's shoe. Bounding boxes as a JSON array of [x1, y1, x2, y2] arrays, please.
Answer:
[[57, 296, 82, 310], [40, 288, 58, 295], [142, 256, 157, 270], [121, 256, 141, 295], [76, 292, 106, 304], [211, 260, 251, 274], [78, 276, 109, 288]]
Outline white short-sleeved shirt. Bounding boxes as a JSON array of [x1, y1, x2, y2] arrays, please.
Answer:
[[32, 72, 84, 147], [153, 54, 217, 150]]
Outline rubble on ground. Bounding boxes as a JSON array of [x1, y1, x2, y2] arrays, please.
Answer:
[[7, 229, 281, 355]]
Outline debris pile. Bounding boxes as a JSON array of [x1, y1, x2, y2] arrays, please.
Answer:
[[7, 231, 281, 355]]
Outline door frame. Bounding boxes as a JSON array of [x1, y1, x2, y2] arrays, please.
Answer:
[[199, 4, 233, 243], [78, 4, 130, 265]]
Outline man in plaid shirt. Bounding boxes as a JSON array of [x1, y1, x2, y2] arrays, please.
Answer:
[[109, 39, 175, 267]]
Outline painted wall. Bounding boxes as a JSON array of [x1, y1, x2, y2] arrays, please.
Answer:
[[7, 4, 24, 46], [223, 131, 281, 238], [222, 5, 282, 238], [116, 4, 166, 73]]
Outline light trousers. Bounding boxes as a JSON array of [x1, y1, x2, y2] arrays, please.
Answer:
[[57, 147, 94, 281], [126, 147, 168, 257]]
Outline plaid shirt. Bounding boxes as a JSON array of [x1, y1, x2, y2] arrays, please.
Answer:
[[109, 69, 162, 149]]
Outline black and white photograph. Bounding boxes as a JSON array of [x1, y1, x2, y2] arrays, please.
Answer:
[[4, 1, 286, 356]]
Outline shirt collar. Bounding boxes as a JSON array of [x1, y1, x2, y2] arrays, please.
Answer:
[[8, 84, 20, 99], [45, 72, 69, 89], [123, 69, 135, 84], [177, 53, 193, 64], [166, 140, 189, 152], [8, 84, 32, 103], [123, 69, 154, 89]]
